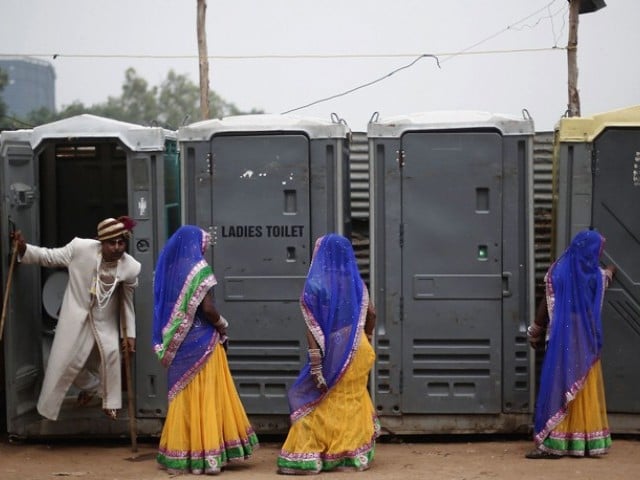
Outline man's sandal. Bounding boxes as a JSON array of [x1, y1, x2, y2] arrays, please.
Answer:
[[76, 390, 97, 406], [103, 408, 117, 420]]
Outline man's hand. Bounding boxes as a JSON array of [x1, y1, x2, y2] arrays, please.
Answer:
[[122, 337, 136, 353], [9, 230, 26, 256]]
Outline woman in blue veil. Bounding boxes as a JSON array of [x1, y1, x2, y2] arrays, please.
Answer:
[[153, 225, 258, 474], [526, 229, 615, 458], [277, 233, 379, 473]]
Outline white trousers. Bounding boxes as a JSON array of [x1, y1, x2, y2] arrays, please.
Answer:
[[37, 306, 122, 420]]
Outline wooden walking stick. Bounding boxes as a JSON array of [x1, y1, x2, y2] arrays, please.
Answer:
[[0, 240, 18, 342], [120, 295, 138, 454]]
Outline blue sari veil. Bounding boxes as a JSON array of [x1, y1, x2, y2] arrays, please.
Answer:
[[287, 233, 368, 421], [533, 229, 606, 443], [152, 225, 219, 399]]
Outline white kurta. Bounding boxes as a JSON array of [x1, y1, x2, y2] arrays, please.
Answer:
[[21, 237, 141, 420]]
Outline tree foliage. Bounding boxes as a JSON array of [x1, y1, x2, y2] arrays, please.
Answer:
[[1, 67, 262, 130], [0, 68, 11, 129]]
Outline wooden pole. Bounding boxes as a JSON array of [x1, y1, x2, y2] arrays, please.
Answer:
[[197, 0, 211, 120], [0, 242, 18, 342], [567, 0, 581, 117], [120, 297, 138, 453]]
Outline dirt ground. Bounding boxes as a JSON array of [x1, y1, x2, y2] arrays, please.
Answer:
[[1, 434, 639, 480]]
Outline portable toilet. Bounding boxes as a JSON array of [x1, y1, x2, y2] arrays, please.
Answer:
[[0, 114, 178, 438], [368, 110, 535, 434], [178, 113, 351, 432], [553, 105, 640, 431]]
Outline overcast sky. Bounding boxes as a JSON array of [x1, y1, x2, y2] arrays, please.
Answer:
[[1, 0, 638, 131]]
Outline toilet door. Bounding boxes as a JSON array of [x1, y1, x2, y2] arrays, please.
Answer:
[[400, 131, 504, 414], [1, 134, 43, 434], [592, 128, 640, 413]]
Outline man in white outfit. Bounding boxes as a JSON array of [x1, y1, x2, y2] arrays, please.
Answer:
[[12, 216, 141, 421]]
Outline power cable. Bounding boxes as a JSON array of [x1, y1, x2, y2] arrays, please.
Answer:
[[0, 1, 570, 117], [282, 54, 440, 114], [283, 0, 568, 114]]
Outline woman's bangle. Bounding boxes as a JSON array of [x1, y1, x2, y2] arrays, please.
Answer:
[[214, 316, 228, 329], [527, 324, 543, 338], [308, 348, 322, 365]]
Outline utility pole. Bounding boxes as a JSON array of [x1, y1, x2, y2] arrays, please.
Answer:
[[567, 0, 607, 118], [567, 0, 581, 117], [197, 0, 210, 120]]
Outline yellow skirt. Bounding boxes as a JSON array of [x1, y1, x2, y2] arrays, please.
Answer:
[[157, 343, 259, 474], [277, 333, 380, 473], [541, 359, 612, 456]]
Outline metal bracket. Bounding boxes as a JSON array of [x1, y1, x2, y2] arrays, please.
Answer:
[[10, 183, 37, 208]]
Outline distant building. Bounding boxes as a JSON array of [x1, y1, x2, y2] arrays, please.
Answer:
[[0, 57, 56, 118]]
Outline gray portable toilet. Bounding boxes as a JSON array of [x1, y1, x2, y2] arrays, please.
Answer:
[[0, 114, 179, 438], [179, 113, 351, 432], [368, 110, 535, 434], [553, 105, 640, 432]]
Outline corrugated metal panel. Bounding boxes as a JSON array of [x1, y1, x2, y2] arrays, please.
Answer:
[[352, 232, 370, 285], [349, 131, 370, 219], [349, 131, 370, 284], [533, 131, 554, 299]]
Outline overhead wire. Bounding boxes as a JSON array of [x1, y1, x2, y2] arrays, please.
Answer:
[[0, 0, 571, 116], [0, 1, 571, 65], [282, 0, 569, 114], [282, 55, 441, 114], [506, 2, 568, 47], [436, 0, 565, 64], [0, 47, 561, 62]]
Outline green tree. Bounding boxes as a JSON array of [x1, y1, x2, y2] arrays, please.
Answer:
[[0, 68, 11, 129], [24, 106, 58, 126], [209, 90, 254, 118], [20, 68, 262, 129], [158, 69, 263, 128], [111, 67, 160, 124], [158, 70, 200, 129], [25, 101, 93, 126]]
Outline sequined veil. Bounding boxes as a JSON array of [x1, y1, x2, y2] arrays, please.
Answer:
[[287, 233, 368, 421], [152, 225, 219, 399], [533, 229, 607, 443]]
